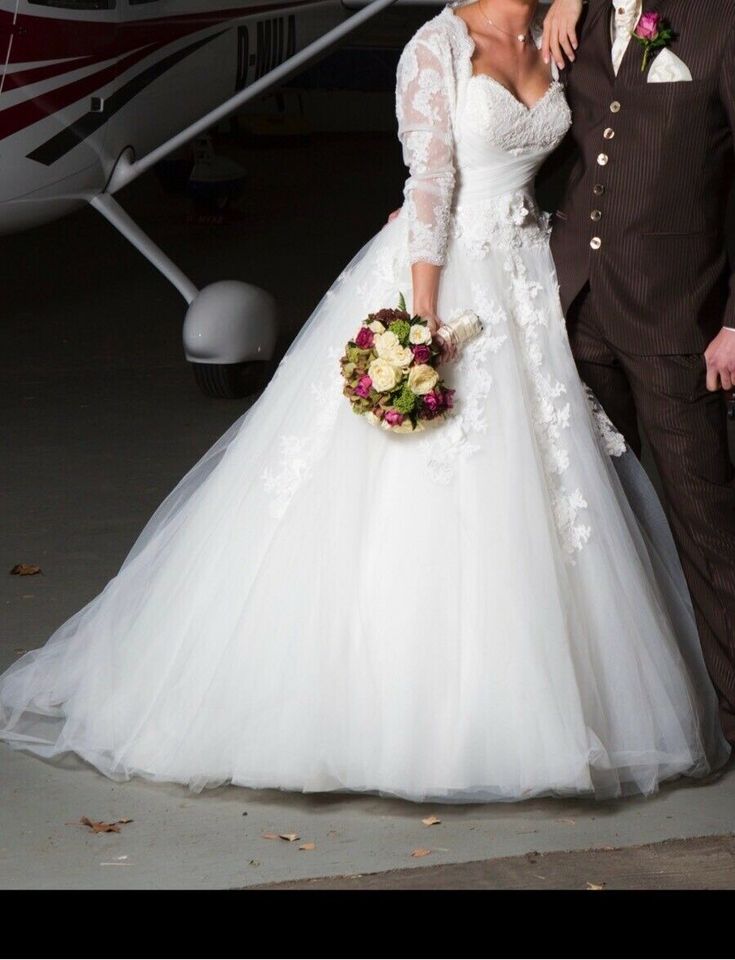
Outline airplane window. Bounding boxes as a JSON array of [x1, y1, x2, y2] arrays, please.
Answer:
[[28, 0, 116, 8]]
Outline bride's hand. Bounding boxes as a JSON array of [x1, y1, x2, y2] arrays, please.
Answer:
[[387, 207, 402, 224], [541, 0, 583, 71], [420, 311, 456, 362]]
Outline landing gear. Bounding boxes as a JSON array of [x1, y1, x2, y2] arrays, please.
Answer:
[[191, 361, 258, 399], [191, 359, 277, 399], [91, 193, 278, 399]]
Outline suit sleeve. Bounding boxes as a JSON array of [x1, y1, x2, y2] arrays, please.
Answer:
[[718, 20, 735, 329]]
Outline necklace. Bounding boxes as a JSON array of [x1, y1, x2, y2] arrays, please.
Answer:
[[479, 1, 533, 44]]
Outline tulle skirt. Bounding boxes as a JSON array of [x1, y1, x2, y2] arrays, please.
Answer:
[[0, 212, 729, 802]]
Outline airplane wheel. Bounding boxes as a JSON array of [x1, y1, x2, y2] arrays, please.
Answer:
[[191, 361, 274, 399]]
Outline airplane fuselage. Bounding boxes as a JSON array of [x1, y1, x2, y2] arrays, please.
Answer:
[[0, 0, 345, 233]]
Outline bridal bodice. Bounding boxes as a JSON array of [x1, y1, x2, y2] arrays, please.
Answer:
[[396, 4, 572, 265]]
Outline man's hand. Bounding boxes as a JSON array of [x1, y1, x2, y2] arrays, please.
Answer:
[[542, 0, 584, 70], [705, 328, 735, 392]]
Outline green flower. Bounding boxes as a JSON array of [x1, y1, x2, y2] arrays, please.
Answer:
[[346, 344, 373, 364], [388, 319, 411, 346], [394, 384, 418, 415]]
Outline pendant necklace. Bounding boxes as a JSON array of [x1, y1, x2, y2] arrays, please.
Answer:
[[479, 1, 532, 44]]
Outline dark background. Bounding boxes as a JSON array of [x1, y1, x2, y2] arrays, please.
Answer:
[[1, 8, 733, 629]]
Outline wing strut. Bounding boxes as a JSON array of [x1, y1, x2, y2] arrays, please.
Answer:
[[107, 0, 400, 194]]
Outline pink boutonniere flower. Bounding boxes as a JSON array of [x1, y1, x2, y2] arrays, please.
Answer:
[[633, 11, 675, 73]]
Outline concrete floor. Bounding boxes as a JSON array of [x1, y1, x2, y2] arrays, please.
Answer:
[[1, 131, 734, 890], [255, 834, 735, 889]]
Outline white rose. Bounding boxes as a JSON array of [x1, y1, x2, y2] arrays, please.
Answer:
[[408, 323, 432, 345], [375, 331, 413, 368], [368, 358, 400, 393], [408, 364, 439, 396], [368, 320, 386, 334], [382, 418, 420, 434]]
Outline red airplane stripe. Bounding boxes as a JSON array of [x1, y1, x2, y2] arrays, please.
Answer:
[[0, 42, 162, 141], [1, 0, 317, 63], [3, 56, 103, 92]]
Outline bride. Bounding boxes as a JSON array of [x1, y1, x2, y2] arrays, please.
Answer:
[[1, 0, 729, 802]]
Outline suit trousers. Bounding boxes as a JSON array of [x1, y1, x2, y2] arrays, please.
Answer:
[[567, 284, 735, 745]]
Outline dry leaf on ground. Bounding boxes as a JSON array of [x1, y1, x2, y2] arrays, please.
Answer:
[[10, 564, 42, 576], [421, 815, 441, 827], [80, 816, 133, 834], [410, 848, 432, 858], [298, 842, 316, 851], [557, 818, 576, 825], [279, 833, 300, 842], [262, 833, 280, 840], [586, 881, 606, 891]]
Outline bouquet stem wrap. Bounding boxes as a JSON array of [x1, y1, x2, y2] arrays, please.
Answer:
[[436, 311, 484, 352]]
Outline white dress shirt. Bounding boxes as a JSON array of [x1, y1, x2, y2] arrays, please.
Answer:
[[610, 0, 643, 75]]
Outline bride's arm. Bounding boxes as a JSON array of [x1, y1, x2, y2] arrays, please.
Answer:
[[541, 0, 584, 71], [396, 30, 455, 342]]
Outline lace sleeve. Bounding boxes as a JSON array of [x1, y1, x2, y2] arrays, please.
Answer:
[[396, 28, 456, 267]]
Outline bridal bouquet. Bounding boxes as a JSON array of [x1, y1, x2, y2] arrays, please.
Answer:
[[340, 295, 481, 434]]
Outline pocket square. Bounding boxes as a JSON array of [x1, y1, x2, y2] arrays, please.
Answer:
[[647, 49, 693, 83]]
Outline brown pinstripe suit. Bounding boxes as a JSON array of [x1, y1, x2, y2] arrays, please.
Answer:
[[549, 0, 735, 743]]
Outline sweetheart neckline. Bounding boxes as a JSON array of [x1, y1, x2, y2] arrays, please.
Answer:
[[469, 72, 561, 113], [448, 6, 559, 113]]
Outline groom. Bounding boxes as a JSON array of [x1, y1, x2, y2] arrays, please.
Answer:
[[543, 0, 735, 745]]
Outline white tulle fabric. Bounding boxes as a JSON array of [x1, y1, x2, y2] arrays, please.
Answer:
[[0, 3, 728, 802]]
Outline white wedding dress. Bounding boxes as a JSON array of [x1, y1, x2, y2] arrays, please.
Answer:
[[0, 4, 729, 802]]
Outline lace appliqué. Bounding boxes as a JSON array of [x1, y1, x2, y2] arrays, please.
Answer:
[[424, 285, 508, 483], [396, 19, 460, 267], [584, 385, 627, 458], [262, 350, 342, 518], [453, 190, 551, 260], [506, 255, 592, 561], [463, 74, 571, 157]]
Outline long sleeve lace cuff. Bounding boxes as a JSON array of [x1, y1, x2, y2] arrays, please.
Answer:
[[396, 30, 456, 267]]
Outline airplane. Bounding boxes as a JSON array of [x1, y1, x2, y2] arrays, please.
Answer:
[[0, 0, 421, 397]]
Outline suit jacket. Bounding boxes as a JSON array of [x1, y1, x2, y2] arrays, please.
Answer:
[[550, 0, 735, 353]]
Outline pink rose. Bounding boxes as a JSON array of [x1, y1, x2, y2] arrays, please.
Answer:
[[354, 375, 372, 398], [423, 392, 441, 415], [412, 344, 431, 364], [423, 388, 455, 418], [385, 410, 405, 426], [635, 11, 661, 41], [355, 326, 374, 349]]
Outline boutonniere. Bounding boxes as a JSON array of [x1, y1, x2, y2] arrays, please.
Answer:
[[632, 12, 675, 73]]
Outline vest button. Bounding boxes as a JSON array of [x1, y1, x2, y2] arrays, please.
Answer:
[[597, 153, 609, 166], [610, 100, 621, 113], [590, 237, 602, 250], [591, 209, 602, 221], [593, 184, 605, 196], [603, 127, 616, 140]]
